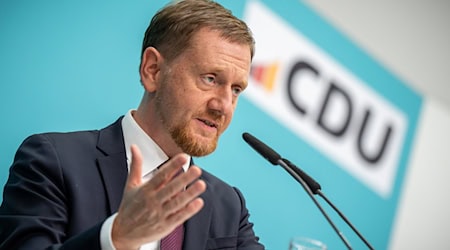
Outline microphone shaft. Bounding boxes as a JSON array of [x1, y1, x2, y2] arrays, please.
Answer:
[[283, 158, 374, 249], [278, 159, 353, 250], [317, 190, 375, 250]]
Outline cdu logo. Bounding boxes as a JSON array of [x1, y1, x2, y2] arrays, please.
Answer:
[[251, 62, 280, 92], [244, 1, 410, 198]]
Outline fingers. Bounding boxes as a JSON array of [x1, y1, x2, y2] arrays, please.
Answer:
[[142, 154, 206, 224], [153, 165, 203, 201], [165, 197, 205, 228], [161, 174, 206, 214], [144, 153, 190, 191], [159, 179, 206, 231], [126, 144, 143, 188]]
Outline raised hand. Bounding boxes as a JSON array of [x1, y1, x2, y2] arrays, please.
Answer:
[[112, 144, 206, 250]]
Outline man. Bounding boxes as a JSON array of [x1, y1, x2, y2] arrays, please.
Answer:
[[0, 0, 265, 249]]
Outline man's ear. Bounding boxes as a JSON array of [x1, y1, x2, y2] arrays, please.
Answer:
[[140, 47, 163, 92]]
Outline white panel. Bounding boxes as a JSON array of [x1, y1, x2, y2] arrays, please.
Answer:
[[389, 98, 450, 250], [244, 1, 407, 198]]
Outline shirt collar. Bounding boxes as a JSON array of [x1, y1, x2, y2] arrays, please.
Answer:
[[121, 110, 190, 178]]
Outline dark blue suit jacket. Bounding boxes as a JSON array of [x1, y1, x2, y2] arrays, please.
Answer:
[[0, 118, 264, 250]]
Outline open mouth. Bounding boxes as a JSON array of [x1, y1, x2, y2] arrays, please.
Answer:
[[198, 118, 218, 128]]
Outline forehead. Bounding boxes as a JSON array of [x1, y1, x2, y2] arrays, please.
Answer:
[[182, 28, 252, 71]]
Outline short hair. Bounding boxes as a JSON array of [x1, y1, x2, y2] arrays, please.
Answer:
[[141, 0, 255, 63]]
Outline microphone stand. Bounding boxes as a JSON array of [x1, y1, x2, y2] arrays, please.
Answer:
[[242, 132, 373, 249], [278, 159, 353, 250], [317, 190, 375, 250], [283, 159, 375, 250]]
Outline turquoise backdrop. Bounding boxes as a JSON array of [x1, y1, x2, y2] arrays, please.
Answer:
[[0, 1, 422, 249]]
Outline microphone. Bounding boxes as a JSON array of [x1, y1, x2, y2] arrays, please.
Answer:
[[282, 158, 321, 194], [242, 132, 280, 165], [242, 132, 375, 250], [282, 159, 375, 250], [242, 132, 352, 249]]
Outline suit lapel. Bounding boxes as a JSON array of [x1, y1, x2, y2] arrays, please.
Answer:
[[183, 174, 213, 250], [96, 117, 128, 214]]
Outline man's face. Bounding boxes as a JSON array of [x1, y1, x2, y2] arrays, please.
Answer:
[[154, 28, 251, 156]]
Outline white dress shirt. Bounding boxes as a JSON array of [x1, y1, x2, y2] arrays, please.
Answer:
[[100, 110, 190, 250]]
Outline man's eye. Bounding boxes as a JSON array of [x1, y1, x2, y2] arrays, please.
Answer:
[[202, 76, 216, 84], [232, 86, 242, 96]]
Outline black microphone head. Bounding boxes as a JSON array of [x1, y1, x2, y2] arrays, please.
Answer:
[[242, 132, 281, 165]]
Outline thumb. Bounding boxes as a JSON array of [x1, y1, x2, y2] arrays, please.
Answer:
[[126, 144, 143, 188]]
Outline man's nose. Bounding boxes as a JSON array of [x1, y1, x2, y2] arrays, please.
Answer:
[[208, 86, 234, 116]]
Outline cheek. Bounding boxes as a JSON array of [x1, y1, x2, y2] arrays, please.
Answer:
[[173, 93, 201, 120]]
